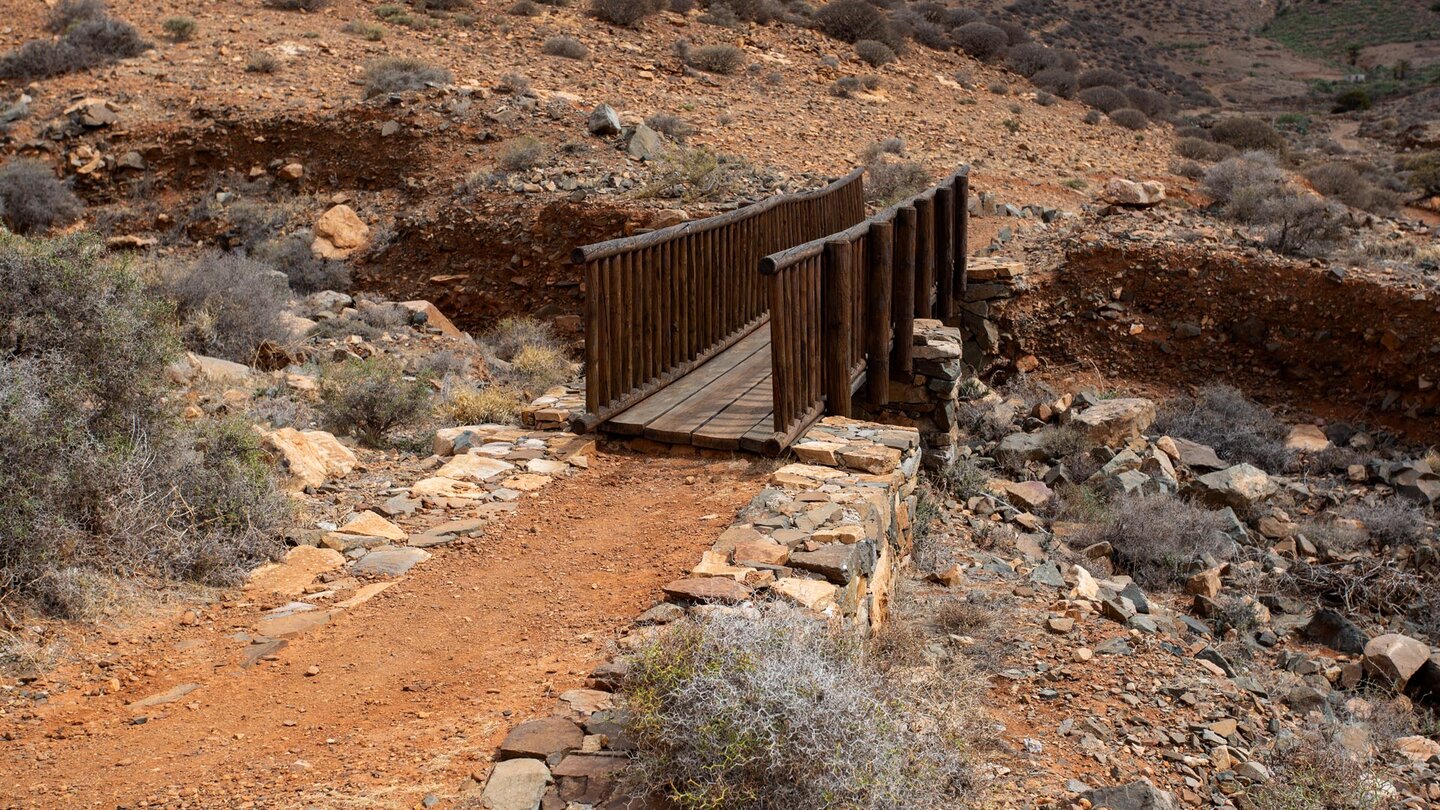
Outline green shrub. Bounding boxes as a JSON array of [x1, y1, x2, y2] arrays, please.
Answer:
[[319, 356, 432, 446], [254, 232, 350, 294], [342, 20, 385, 40], [1211, 116, 1286, 153], [1175, 136, 1235, 163], [1030, 67, 1075, 98], [362, 57, 452, 97], [620, 604, 979, 809], [1403, 152, 1440, 195], [1077, 67, 1125, 88], [0, 159, 83, 236], [1332, 87, 1371, 113], [0, 235, 287, 618], [1108, 108, 1148, 130], [480, 316, 574, 390], [1077, 85, 1128, 113]]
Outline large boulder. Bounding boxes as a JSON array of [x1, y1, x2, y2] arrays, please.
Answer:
[[1363, 633, 1433, 686], [1193, 463, 1277, 511], [586, 103, 621, 136], [312, 204, 369, 259], [262, 428, 357, 490], [1070, 398, 1156, 446]]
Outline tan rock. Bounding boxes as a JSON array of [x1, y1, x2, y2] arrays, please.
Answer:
[[341, 511, 407, 541], [399, 300, 465, 338], [691, 550, 751, 581], [1285, 423, 1332, 452], [1102, 177, 1166, 206], [312, 204, 369, 259], [1070, 398, 1156, 446], [1363, 633, 1433, 685], [247, 546, 345, 596], [435, 454, 514, 482], [771, 577, 838, 611], [1185, 567, 1223, 598], [731, 539, 789, 566], [262, 428, 357, 489], [793, 440, 844, 466]]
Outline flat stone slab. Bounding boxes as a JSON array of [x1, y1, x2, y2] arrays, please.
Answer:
[[499, 717, 584, 762], [127, 682, 201, 710], [340, 511, 408, 541], [480, 758, 552, 810], [661, 577, 753, 603], [351, 546, 431, 576], [246, 545, 345, 596], [256, 608, 331, 638]]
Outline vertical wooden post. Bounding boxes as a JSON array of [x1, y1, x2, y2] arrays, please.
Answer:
[[914, 196, 934, 319], [935, 187, 954, 322], [865, 222, 893, 407], [892, 206, 916, 378], [955, 173, 969, 296], [822, 240, 853, 418]]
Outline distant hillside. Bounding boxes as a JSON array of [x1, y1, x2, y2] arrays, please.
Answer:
[[1262, 0, 1439, 64]]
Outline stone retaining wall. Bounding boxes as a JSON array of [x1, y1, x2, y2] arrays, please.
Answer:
[[472, 416, 921, 808]]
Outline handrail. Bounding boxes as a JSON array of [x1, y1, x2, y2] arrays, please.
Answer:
[[572, 168, 866, 264]]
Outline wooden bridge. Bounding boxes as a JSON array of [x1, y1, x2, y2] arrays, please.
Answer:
[[571, 166, 969, 454]]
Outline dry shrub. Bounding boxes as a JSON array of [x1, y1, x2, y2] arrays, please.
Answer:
[[644, 113, 695, 142], [815, 0, 890, 43], [362, 57, 452, 97], [1030, 67, 1075, 98], [1303, 162, 1398, 215], [591, 0, 663, 26], [1005, 42, 1062, 77], [0, 15, 149, 81], [480, 317, 574, 390], [1290, 556, 1440, 641], [153, 251, 291, 363], [1346, 500, 1429, 548], [265, 0, 328, 8], [1211, 117, 1286, 154], [319, 356, 432, 446], [498, 136, 546, 172], [619, 604, 981, 809], [1124, 87, 1169, 119], [1176, 136, 1235, 163], [934, 455, 990, 501], [0, 159, 83, 235], [254, 232, 350, 294], [1108, 108, 1148, 130], [542, 35, 588, 59], [952, 21, 1007, 61], [1077, 85, 1128, 113], [855, 38, 895, 67], [1155, 384, 1292, 473], [860, 136, 905, 163], [1078, 493, 1231, 588], [442, 384, 524, 424], [162, 16, 197, 41], [45, 0, 109, 32], [1077, 67, 1124, 88], [682, 43, 745, 74], [865, 158, 929, 205], [1250, 734, 1389, 810], [0, 235, 287, 619], [245, 52, 280, 73]]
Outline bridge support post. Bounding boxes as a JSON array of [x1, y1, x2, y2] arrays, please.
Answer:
[[914, 197, 934, 319], [935, 187, 954, 322], [955, 173, 969, 297], [891, 206, 916, 379], [822, 240, 853, 418], [865, 221, 893, 407]]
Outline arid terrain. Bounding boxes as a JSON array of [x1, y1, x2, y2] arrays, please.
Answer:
[[2, 0, 1439, 808]]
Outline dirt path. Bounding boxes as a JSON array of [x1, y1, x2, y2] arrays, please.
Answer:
[[3, 449, 767, 809]]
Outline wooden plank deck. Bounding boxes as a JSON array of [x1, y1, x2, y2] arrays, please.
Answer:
[[603, 322, 776, 451]]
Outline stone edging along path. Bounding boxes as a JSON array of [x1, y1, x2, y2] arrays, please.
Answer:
[[473, 415, 924, 809]]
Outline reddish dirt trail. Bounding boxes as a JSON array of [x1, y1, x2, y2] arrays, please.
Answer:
[[3, 450, 767, 809]]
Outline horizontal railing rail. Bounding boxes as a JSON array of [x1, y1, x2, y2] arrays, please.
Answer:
[[572, 168, 866, 432], [760, 167, 969, 449]]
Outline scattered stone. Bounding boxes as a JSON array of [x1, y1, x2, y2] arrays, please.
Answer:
[[587, 103, 621, 136], [127, 683, 201, 710], [351, 546, 431, 576], [1194, 463, 1277, 511], [1363, 633, 1433, 686], [661, 577, 752, 603], [1102, 177, 1166, 207], [480, 759, 552, 810], [1069, 398, 1156, 445], [1084, 779, 1179, 810], [262, 428, 357, 490], [499, 717, 584, 763], [1285, 424, 1332, 452], [312, 204, 369, 259], [1303, 609, 1368, 655]]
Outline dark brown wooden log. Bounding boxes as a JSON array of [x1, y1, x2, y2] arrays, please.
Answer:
[[935, 186, 953, 322], [865, 221, 893, 407], [892, 205, 916, 378], [914, 196, 934, 319], [956, 173, 969, 295], [822, 240, 853, 418]]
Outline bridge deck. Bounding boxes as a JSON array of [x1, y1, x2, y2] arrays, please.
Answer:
[[602, 323, 776, 453]]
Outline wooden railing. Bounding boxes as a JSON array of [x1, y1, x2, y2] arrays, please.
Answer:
[[571, 169, 866, 430], [759, 168, 970, 449]]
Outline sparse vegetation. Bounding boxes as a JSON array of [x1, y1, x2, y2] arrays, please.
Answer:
[[0, 234, 288, 619], [542, 35, 588, 59], [319, 356, 432, 446], [1079, 493, 1232, 588], [162, 16, 197, 42], [952, 21, 1008, 61], [362, 57, 452, 97], [854, 39, 895, 67], [0, 159, 83, 236], [254, 233, 350, 294], [1175, 136, 1235, 163], [1155, 384, 1292, 473], [865, 158, 928, 205], [263, 0, 328, 9], [1108, 108, 1148, 130], [480, 317, 574, 391], [620, 604, 980, 809], [498, 136, 546, 173], [44, 0, 109, 33], [1302, 161, 1398, 214], [1210, 117, 1286, 154], [441, 384, 524, 425], [153, 252, 292, 363], [591, 0, 662, 27], [1077, 85, 1128, 113], [245, 52, 281, 73], [680, 42, 746, 75], [1203, 153, 1346, 257], [342, 20, 386, 40], [814, 0, 890, 44], [1249, 734, 1388, 810], [0, 14, 150, 81], [644, 113, 695, 142]]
